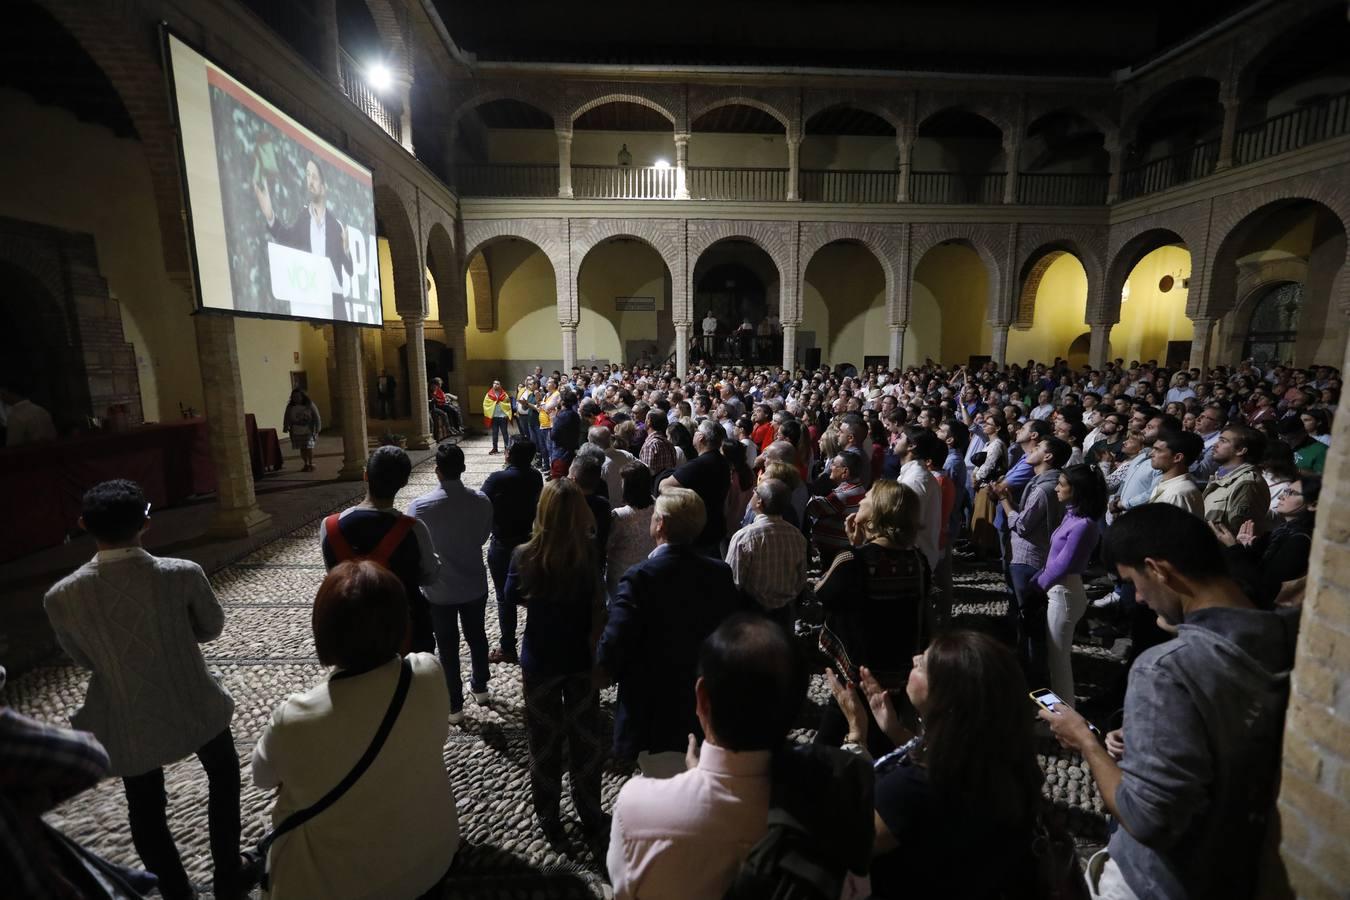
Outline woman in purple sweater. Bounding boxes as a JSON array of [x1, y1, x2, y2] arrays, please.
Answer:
[[1034, 464, 1107, 703]]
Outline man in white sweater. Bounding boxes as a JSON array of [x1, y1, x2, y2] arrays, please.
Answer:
[[43, 479, 257, 900], [1147, 429, 1205, 518]]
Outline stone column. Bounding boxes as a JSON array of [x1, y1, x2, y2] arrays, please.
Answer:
[[896, 132, 913, 203], [402, 314, 433, 449], [781, 323, 798, 371], [1189, 317, 1216, 372], [557, 130, 574, 199], [1277, 342, 1350, 895], [1215, 93, 1241, 171], [333, 323, 369, 480], [889, 323, 907, 369], [674, 132, 690, 200], [675, 321, 691, 378], [1002, 138, 1020, 204], [1088, 322, 1113, 371], [396, 76, 414, 154], [786, 137, 801, 201], [1106, 142, 1124, 204], [990, 323, 1010, 366], [316, 0, 340, 89], [561, 322, 578, 372], [193, 315, 272, 537]]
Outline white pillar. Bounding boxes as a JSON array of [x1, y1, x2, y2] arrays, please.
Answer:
[[786, 137, 801, 201], [1216, 94, 1240, 171], [782, 323, 798, 371], [561, 322, 578, 372], [674, 133, 690, 200], [990, 323, 1010, 366], [1105, 142, 1124, 204], [1003, 137, 1020, 205], [1189, 317, 1216, 372], [396, 77, 414, 154], [896, 132, 912, 203], [675, 322, 691, 377], [889, 323, 907, 370], [1088, 322, 1113, 371], [333, 323, 369, 480], [403, 314, 433, 449], [557, 130, 574, 199]]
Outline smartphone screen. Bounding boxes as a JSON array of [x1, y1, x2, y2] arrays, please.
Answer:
[[1030, 688, 1067, 711]]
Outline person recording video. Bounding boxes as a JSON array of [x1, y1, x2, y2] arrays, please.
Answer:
[[253, 156, 353, 320]]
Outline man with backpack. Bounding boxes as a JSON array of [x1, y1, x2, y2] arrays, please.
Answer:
[[320, 446, 440, 652]]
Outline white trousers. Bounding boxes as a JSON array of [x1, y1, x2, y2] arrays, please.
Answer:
[[1047, 574, 1088, 703], [1087, 850, 1140, 900]]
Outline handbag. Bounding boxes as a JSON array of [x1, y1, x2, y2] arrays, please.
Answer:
[[256, 657, 412, 889]]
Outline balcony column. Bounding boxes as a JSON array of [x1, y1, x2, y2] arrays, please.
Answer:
[[557, 129, 574, 199], [395, 75, 414, 154], [781, 323, 798, 371], [402, 314, 434, 449], [889, 323, 907, 370], [561, 322, 578, 372], [1088, 322, 1113, 372], [316, 0, 341, 88], [786, 136, 801, 201], [333, 323, 370, 479], [674, 132, 690, 200], [1105, 140, 1124, 204], [675, 322, 691, 377], [896, 130, 913, 202], [1002, 136, 1020, 204], [193, 315, 272, 538], [1215, 92, 1241, 171], [990, 323, 1010, 367], [1189, 317, 1217, 372]]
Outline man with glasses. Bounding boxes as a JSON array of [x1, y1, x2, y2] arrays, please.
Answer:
[[1188, 404, 1227, 486]]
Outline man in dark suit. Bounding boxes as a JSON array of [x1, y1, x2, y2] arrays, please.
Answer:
[[254, 156, 353, 320], [596, 486, 745, 778]]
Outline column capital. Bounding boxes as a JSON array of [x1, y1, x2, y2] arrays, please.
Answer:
[[555, 128, 574, 142], [560, 321, 578, 332], [674, 132, 690, 144]]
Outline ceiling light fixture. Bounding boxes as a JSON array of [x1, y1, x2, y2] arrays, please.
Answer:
[[653, 159, 671, 169], [366, 62, 393, 92]]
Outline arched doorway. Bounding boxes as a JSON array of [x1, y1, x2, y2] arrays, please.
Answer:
[[1008, 251, 1090, 363], [463, 238, 562, 404], [1116, 244, 1193, 366], [0, 262, 86, 434], [691, 240, 781, 364], [911, 242, 991, 366], [1243, 283, 1304, 365], [577, 237, 673, 367], [802, 241, 888, 369]]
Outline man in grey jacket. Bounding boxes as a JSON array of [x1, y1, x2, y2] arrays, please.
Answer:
[[44, 480, 257, 899], [1042, 504, 1297, 900]]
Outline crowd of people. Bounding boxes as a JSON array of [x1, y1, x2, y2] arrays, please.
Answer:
[[4, 352, 1335, 899]]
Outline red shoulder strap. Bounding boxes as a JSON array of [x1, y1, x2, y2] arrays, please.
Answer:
[[324, 513, 355, 562], [368, 515, 416, 567]]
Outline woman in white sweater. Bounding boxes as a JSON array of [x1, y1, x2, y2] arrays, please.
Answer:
[[252, 561, 458, 899]]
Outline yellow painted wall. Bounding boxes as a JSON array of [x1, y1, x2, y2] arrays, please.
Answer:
[[1007, 253, 1089, 363], [0, 88, 202, 422], [577, 241, 667, 363], [802, 243, 889, 365], [233, 317, 330, 431], [1115, 245, 1193, 363], [376, 237, 438, 323], [465, 242, 561, 401], [913, 244, 991, 365]]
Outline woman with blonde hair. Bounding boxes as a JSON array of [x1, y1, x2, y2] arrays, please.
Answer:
[[502, 479, 608, 841], [813, 479, 930, 756]]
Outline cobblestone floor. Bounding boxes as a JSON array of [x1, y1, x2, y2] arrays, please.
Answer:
[[6, 434, 1115, 898]]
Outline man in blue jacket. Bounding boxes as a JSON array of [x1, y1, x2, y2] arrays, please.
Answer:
[[597, 487, 745, 778]]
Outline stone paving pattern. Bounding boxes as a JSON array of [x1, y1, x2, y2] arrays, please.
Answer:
[[5, 434, 1113, 898]]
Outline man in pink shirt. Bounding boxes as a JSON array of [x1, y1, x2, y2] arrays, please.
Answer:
[[606, 615, 807, 899]]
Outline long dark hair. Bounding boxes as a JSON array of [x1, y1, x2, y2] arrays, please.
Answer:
[[915, 630, 1041, 827], [288, 389, 311, 408], [1062, 463, 1107, 519], [722, 439, 753, 487]]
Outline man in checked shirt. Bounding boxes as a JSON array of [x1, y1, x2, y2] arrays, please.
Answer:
[[725, 478, 808, 630]]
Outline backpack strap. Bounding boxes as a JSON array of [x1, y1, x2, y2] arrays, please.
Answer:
[[324, 513, 355, 562], [367, 515, 416, 568]]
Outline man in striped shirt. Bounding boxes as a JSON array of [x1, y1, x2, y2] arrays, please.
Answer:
[[807, 450, 867, 567], [639, 409, 678, 474], [725, 478, 808, 628]]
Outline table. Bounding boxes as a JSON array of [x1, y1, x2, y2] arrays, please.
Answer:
[[0, 419, 216, 563]]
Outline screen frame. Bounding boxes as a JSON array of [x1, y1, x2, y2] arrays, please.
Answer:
[[159, 24, 385, 330]]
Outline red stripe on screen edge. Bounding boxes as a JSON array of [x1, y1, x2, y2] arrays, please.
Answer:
[[205, 66, 373, 186]]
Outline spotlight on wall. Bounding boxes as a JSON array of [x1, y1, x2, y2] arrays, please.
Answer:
[[366, 63, 393, 92], [653, 159, 671, 169]]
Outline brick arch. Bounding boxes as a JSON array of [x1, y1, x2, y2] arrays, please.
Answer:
[[802, 99, 903, 135], [373, 179, 424, 317], [424, 220, 463, 326], [908, 224, 1007, 325], [1121, 75, 1223, 144], [688, 96, 792, 134], [357, 0, 410, 76], [1013, 229, 1106, 328], [460, 218, 570, 322], [798, 223, 903, 323], [1220, 257, 1311, 363], [448, 90, 557, 143], [1203, 187, 1350, 323], [569, 219, 686, 321], [1023, 105, 1115, 143], [916, 104, 1008, 142], [1232, 0, 1347, 98], [686, 220, 799, 321], [1104, 203, 1212, 323], [569, 92, 678, 131], [34, 0, 190, 276]]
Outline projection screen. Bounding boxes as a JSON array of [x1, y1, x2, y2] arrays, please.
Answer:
[[165, 31, 382, 326]]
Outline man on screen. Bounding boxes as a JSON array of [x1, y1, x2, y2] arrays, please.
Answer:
[[253, 156, 353, 320]]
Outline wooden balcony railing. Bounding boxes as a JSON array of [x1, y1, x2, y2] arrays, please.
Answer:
[[687, 167, 788, 200], [338, 49, 401, 143], [1235, 91, 1350, 166], [454, 163, 558, 197], [1119, 139, 1220, 200], [909, 171, 1006, 204], [1016, 172, 1109, 206], [799, 169, 898, 203], [572, 165, 677, 199]]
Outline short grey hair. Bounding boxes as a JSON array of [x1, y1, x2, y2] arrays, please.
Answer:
[[754, 478, 791, 518], [695, 418, 724, 450], [587, 426, 612, 448]]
